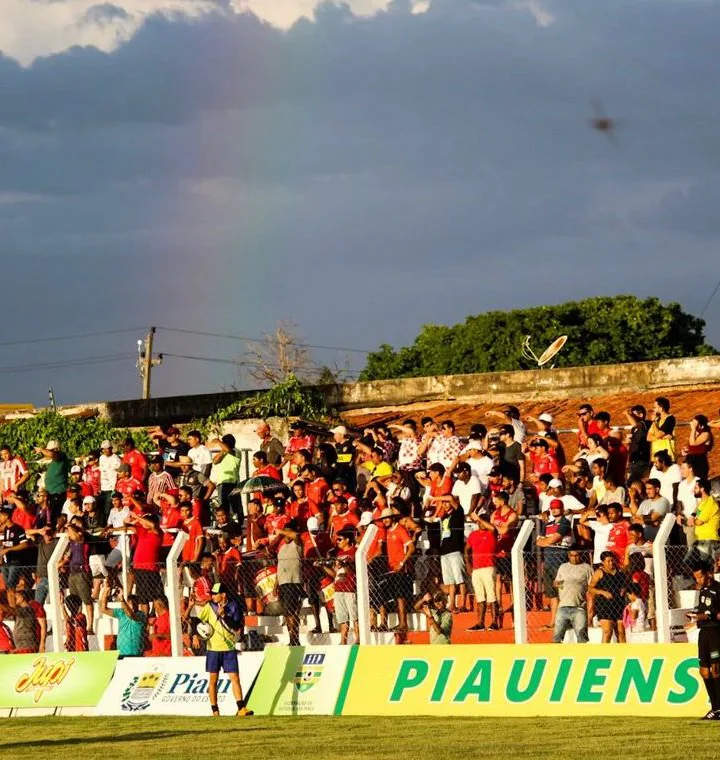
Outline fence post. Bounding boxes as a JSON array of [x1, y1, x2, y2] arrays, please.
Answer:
[[652, 513, 676, 644], [166, 531, 189, 657], [356, 524, 377, 646], [47, 533, 70, 654], [511, 519, 536, 645], [117, 530, 131, 597]]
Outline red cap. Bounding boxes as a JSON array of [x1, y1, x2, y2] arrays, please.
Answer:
[[550, 498, 564, 510]]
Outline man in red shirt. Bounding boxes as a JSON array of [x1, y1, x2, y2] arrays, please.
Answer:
[[0, 447, 29, 502], [605, 503, 630, 563], [6, 493, 36, 532], [122, 436, 148, 484], [381, 508, 415, 632], [251, 451, 282, 482], [328, 496, 360, 539], [159, 492, 184, 550], [330, 480, 359, 514], [301, 465, 330, 516], [465, 519, 498, 631], [180, 503, 205, 563], [577, 404, 602, 448], [126, 512, 164, 614], [115, 463, 146, 507], [148, 595, 171, 656], [324, 528, 358, 644]]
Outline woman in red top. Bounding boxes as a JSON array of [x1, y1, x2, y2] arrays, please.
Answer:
[[683, 414, 714, 480], [127, 512, 164, 614]]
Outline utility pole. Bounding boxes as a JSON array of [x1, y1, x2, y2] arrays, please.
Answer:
[[137, 327, 163, 399]]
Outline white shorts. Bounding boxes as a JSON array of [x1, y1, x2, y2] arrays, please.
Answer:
[[441, 552, 465, 586], [334, 592, 358, 625], [471, 566, 497, 603]]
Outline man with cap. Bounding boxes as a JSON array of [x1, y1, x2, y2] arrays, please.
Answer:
[[147, 455, 175, 506], [381, 508, 415, 632], [98, 440, 121, 518], [330, 425, 356, 491], [35, 440, 70, 521], [198, 581, 251, 716], [115, 462, 146, 508], [541, 478, 585, 515], [174, 455, 211, 503], [536, 498, 573, 631], [156, 425, 190, 465], [69, 465, 94, 499]]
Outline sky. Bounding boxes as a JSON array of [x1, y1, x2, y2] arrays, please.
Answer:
[[2, 0, 720, 405]]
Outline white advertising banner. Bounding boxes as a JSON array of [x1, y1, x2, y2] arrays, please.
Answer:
[[97, 654, 264, 716]]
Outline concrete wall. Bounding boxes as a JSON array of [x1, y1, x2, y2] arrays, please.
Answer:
[[13, 354, 720, 428]]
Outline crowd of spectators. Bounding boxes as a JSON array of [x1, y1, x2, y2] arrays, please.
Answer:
[[0, 397, 719, 653]]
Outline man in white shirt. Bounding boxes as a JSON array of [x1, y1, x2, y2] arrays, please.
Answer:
[[649, 451, 681, 506], [541, 479, 585, 515], [578, 504, 613, 565], [461, 442, 494, 487], [186, 430, 213, 476], [451, 463, 483, 517], [677, 461, 700, 544], [99, 440, 121, 517]]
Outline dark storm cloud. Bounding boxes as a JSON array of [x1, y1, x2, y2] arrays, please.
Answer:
[[1, 0, 720, 404]]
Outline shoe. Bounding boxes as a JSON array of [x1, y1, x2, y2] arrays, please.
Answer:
[[237, 707, 254, 717], [466, 624, 486, 632], [309, 627, 322, 634], [489, 622, 501, 631], [701, 709, 720, 720], [376, 624, 389, 632]]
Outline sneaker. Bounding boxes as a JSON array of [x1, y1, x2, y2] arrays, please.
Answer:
[[489, 622, 501, 631], [237, 707, 254, 717], [466, 624, 486, 632]]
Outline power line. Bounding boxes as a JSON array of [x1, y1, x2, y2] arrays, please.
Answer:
[[156, 326, 372, 355], [700, 275, 720, 318], [0, 353, 135, 375], [163, 352, 360, 378], [0, 327, 144, 348]]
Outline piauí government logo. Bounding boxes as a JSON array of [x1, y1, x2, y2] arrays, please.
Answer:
[[294, 652, 326, 693], [121, 669, 165, 712]]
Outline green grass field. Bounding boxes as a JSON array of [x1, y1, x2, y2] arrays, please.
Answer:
[[3, 717, 718, 760]]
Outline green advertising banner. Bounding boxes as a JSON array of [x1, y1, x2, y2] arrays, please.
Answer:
[[0, 652, 119, 708], [248, 646, 356, 716]]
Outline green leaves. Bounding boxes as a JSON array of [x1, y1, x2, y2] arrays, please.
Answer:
[[359, 295, 717, 380]]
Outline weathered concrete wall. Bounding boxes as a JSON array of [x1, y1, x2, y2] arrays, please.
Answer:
[[20, 354, 720, 428]]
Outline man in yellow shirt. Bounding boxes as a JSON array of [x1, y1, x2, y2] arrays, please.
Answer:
[[692, 478, 720, 547]]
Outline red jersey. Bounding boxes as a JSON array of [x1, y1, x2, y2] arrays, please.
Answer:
[[193, 575, 212, 605], [0, 456, 28, 497], [116, 476, 146, 507], [386, 523, 413, 572], [65, 612, 88, 652], [286, 499, 309, 524], [430, 476, 453, 499], [150, 611, 171, 657], [492, 507, 517, 556], [265, 512, 290, 541], [367, 524, 386, 562], [632, 569, 651, 601], [181, 517, 205, 562], [218, 546, 241, 589], [83, 465, 101, 496], [329, 510, 360, 537], [11, 505, 36, 532], [606, 520, 630, 562], [255, 464, 282, 482], [301, 530, 333, 559], [285, 434, 316, 457], [245, 516, 267, 552], [306, 478, 330, 515], [531, 452, 560, 478], [133, 525, 163, 571], [467, 529, 497, 569], [334, 547, 357, 593], [123, 449, 148, 483], [160, 505, 183, 547]]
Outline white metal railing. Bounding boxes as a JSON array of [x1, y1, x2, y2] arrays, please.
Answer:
[[47, 533, 70, 654], [510, 519, 536, 645], [355, 524, 377, 645], [652, 513, 676, 644], [166, 531, 188, 657]]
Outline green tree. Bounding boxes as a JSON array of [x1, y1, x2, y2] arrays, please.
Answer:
[[359, 296, 717, 380]]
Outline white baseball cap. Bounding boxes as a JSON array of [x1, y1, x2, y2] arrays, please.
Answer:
[[538, 413, 553, 424], [83, 496, 96, 505], [329, 425, 347, 436], [359, 511, 374, 527], [100, 440, 112, 450], [46, 440, 60, 451], [306, 516, 320, 533], [548, 478, 563, 489], [463, 441, 484, 453], [70, 465, 83, 474]]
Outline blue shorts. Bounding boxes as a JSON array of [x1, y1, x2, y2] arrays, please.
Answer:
[[206, 649, 239, 674]]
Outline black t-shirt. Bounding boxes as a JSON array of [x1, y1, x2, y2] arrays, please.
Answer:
[[629, 421, 651, 463], [1, 523, 32, 566], [161, 440, 191, 464], [697, 580, 720, 629], [440, 506, 465, 555], [334, 440, 356, 487], [502, 441, 524, 479]]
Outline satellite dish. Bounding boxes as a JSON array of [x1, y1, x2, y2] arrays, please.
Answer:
[[522, 335, 568, 368]]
